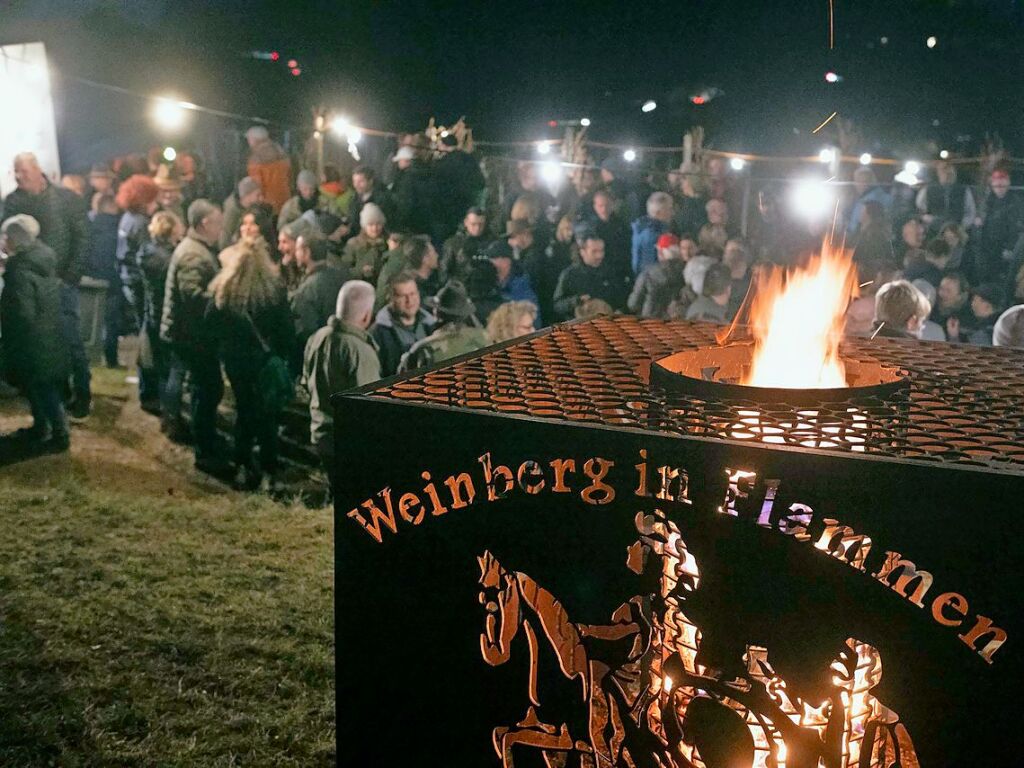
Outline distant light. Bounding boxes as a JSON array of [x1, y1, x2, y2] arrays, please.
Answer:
[[623, 149, 637, 162], [880, 36, 889, 45], [540, 161, 562, 186], [290, 67, 301, 76], [331, 116, 351, 137], [690, 95, 706, 105], [859, 152, 873, 165], [313, 130, 322, 140], [790, 178, 833, 219], [548, 120, 558, 128], [287, 59, 298, 68], [270, 51, 280, 61], [818, 148, 835, 164], [729, 157, 746, 171], [152, 98, 187, 131], [926, 36, 937, 49], [641, 99, 657, 113], [162, 146, 176, 162], [894, 169, 922, 186], [439, 129, 449, 138], [536, 141, 551, 155], [824, 71, 841, 84], [580, 117, 591, 127], [939, 149, 950, 160], [904, 160, 922, 176]]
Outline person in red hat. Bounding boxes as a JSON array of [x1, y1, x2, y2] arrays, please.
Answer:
[[976, 166, 1024, 284], [627, 232, 686, 319]]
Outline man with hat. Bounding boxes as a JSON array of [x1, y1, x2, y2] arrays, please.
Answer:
[[87, 163, 116, 199], [398, 281, 489, 373], [153, 164, 185, 220], [0, 214, 70, 454]]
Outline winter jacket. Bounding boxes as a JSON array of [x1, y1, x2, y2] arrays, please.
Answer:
[[3, 181, 89, 285], [434, 150, 486, 240], [341, 234, 388, 283], [552, 262, 627, 320], [116, 210, 151, 323], [441, 231, 492, 282], [977, 192, 1024, 282], [160, 231, 220, 350], [277, 191, 340, 233], [627, 259, 686, 319], [303, 316, 381, 447], [139, 237, 175, 332], [630, 216, 670, 275], [247, 140, 292, 214], [318, 182, 354, 225], [390, 164, 440, 238], [498, 272, 541, 326], [374, 249, 408, 310], [291, 261, 350, 351], [846, 186, 894, 237], [398, 321, 489, 373], [370, 305, 435, 377], [0, 241, 67, 386], [207, 281, 293, 376], [86, 211, 120, 282]]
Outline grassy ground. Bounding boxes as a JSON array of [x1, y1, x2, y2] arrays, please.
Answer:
[[0, 366, 335, 766]]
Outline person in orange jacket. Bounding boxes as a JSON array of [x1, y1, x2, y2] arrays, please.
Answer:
[[245, 125, 292, 214]]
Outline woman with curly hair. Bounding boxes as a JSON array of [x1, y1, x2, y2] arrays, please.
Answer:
[[486, 300, 538, 344], [206, 236, 294, 491], [115, 173, 161, 408]]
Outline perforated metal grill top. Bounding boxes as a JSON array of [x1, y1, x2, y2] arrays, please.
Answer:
[[368, 316, 1024, 473]]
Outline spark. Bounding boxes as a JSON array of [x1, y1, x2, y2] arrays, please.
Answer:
[[812, 111, 838, 134], [870, 322, 886, 340]]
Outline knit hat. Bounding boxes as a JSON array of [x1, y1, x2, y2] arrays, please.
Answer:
[[973, 282, 1004, 308], [359, 202, 386, 228], [993, 305, 1024, 347], [296, 169, 318, 189], [1, 214, 41, 246], [657, 233, 680, 250], [426, 280, 475, 319], [237, 176, 261, 199], [246, 125, 269, 142]]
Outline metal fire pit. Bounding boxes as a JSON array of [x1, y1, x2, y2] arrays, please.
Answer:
[[334, 316, 1024, 767]]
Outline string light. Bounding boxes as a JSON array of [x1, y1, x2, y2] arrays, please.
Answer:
[[730, 157, 746, 171], [540, 161, 562, 186], [926, 36, 937, 49], [940, 150, 950, 160], [623, 149, 637, 162], [859, 153, 872, 165], [152, 97, 187, 131], [641, 100, 657, 113], [818, 148, 835, 164], [580, 117, 591, 127], [162, 146, 176, 162], [904, 160, 922, 176], [536, 141, 551, 155]]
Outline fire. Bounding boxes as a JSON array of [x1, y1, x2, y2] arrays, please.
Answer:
[[734, 241, 857, 389]]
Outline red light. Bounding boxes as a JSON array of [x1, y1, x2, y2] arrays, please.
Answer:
[[291, 67, 301, 76], [287, 59, 298, 69], [548, 120, 558, 127], [270, 51, 280, 61], [691, 95, 706, 105], [825, 71, 839, 83]]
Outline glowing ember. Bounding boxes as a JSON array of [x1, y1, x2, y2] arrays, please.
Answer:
[[736, 240, 856, 389]]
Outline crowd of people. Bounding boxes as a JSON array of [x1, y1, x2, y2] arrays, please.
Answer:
[[1, 127, 1023, 495]]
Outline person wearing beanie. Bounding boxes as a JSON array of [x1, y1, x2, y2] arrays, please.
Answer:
[[277, 169, 323, 232], [628, 232, 686, 319], [0, 214, 70, 454], [341, 202, 389, 283], [993, 305, 1024, 347], [220, 176, 265, 250], [160, 199, 227, 473], [245, 125, 292, 214]]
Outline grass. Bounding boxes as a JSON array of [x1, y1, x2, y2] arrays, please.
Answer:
[[0, 365, 335, 766]]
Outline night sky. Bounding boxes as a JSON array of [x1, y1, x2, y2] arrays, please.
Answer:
[[4, 0, 1024, 166]]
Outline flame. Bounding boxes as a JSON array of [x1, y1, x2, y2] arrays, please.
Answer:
[[732, 241, 857, 389]]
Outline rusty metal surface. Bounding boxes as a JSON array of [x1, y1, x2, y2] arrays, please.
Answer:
[[368, 316, 1024, 473]]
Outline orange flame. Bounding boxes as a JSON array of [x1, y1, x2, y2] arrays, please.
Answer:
[[729, 240, 857, 389]]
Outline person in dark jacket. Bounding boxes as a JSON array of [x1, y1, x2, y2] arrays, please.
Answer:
[[87, 192, 122, 367], [0, 215, 69, 452], [390, 147, 440, 239], [219, 176, 265, 250], [139, 210, 184, 429], [553, 233, 627, 320], [628, 233, 686, 319], [207, 236, 294, 490], [433, 136, 485, 241], [291, 233, 350, 361], [4, 152, 91, 417], [370, 270, 436, 377], [347, 165, 396, 240], [485, 240, 541, 326], [440, 206, 491, 283], [115, 174, 162, 409], [975, 167, 1024, 284], [580, 190, 632, 282], [160, 199, 225, 472]]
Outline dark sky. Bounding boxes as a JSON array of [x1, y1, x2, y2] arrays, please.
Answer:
[[4, 0, 1024, 165]]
